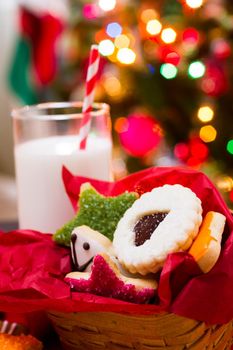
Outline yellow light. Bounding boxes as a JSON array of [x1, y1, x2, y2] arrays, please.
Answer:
[[186, 0, 203, 9], [104, 76, 122, 97], [98, 39, 115, 56], [161, 28, 177, 44], [114, 34, 130, 49], [199, 125, 217, 142], [146, 19, 162, 35], [216, 176, 233, 192], [98, 0, 116, 12], [197, 106, 214, 122], [141, 9, 158, 23], [117, 48, 136, 65]]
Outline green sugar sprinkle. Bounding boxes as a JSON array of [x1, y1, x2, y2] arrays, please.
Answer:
[[53, 183, 138, 246]]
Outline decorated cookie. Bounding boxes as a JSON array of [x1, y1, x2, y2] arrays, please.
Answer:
[[189, 211, 226, 273], [66, 253, 157, 304], [54, 183, 138, 246], [113, 184, 203, 275], [0, 334, 42, 350], [71, 225, 113, 272]]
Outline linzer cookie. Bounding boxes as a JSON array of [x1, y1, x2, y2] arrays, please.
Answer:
[[113, 184, 203, 275]]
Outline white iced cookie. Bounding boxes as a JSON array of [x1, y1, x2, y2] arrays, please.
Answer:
[[71, 225, 113, 272], [113, 184, 203, 275]]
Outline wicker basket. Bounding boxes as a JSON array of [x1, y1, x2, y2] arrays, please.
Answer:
[[48, 311, 233, 350]]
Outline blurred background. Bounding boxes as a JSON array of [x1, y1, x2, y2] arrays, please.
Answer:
[[1, 0, 233, 222]]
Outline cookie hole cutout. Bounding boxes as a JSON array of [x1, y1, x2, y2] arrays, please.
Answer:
[[134, 212, 168, 246]]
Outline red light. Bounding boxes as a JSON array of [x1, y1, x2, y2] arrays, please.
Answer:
[[83, 4, 99, 19], [174, 143, 189, 161], [159, 46, 180, 66], [186, 156, 202, 167], [183, 28, 199, 44], [190, 142, 209, 160]]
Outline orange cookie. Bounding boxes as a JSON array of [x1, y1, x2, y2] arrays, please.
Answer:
[[189, 211, 226, 273], [0, 334, 42, 350]]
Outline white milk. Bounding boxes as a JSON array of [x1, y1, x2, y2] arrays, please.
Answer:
[[15, 135, 112, 233]]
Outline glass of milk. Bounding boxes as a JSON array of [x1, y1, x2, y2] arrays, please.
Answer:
[[12, 101, 112, 233]]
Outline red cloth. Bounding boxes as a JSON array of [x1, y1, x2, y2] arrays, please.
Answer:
[[20, 7, 64, 85], [0, 167, 233, 325]]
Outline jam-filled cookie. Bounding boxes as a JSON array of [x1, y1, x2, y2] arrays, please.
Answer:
[[113, 184, 203, 275]]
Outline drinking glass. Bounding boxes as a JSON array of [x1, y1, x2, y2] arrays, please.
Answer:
[[12, 101, 112, 233]]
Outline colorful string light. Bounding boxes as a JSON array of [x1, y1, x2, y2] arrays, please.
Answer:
[[197, 106, 214, 122], [99, 39, 115, 56], [104, 76, 122, 97], [141, 9, 158, 23], [161, 28, 177, 44], [83, 4, 99, 19], [186, 0, 203, 9], [182, 28, 199, 44], [160, 64, 177, 79], [117, 48, 136, 64], [146, 19, 162, 35], [114, 35, 130, 49], [106, 22, 122, 38], [188, 61, 206, 78], [199, 125, 217, 142], [98, 0, 116, 12], [226, 140, 233, 155]]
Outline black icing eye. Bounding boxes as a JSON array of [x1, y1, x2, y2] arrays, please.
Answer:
[[83, 242, 90, 250]]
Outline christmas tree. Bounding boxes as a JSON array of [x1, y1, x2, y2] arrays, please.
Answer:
[[9, 0, 233, 206]]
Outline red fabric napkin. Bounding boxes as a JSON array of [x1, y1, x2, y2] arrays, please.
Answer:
[[0, 166, 232, 325]]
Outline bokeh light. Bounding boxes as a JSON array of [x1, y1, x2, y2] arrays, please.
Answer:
[[141, 9, 158, 23], [174, 143, 190, 161], [188, 61, 206, 78], [160, 63, 178, 79], [226, 140, 233, 155], [160, 47, 180, 66], [161, 28, 177, 44], [199, 125, 217, 142], [117, 48, 136, 64], [98, 0, 116, 12], [183, 28, 199, 44], [197, 106, 214, 122], [114, 34, 130, 49], [216, 176, 233, 192], [83, 4, 99, 19], [117, 114, 162, 157], [106, 22, 122, 38], [186, 0, 203, 9], [114, 117, 129, 133], [104, 76, 122, 97], [99, 39, 115, 56], [146, 19, 162, 35]]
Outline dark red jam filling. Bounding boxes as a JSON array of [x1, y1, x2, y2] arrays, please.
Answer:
[[134, 212, 168, 246]]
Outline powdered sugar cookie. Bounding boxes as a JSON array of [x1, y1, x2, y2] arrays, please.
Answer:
[[113, 184, 203, 275]]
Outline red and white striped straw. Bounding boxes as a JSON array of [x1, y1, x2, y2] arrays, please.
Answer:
[[79, 45, 100, 149]]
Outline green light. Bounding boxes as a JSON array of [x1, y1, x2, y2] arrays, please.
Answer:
[[227, 140, 233, 154], [188, 61, 206, 79], [160, 63, 177, 79]]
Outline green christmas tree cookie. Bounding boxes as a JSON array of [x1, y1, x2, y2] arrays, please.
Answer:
[[54, 183, 138, 246]]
